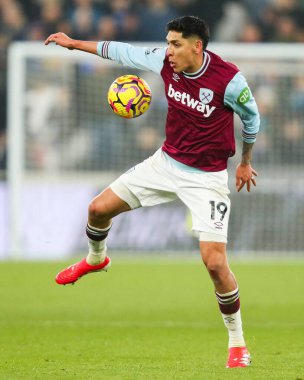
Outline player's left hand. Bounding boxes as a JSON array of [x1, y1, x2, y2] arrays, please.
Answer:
[[235, 163, 258, 192]]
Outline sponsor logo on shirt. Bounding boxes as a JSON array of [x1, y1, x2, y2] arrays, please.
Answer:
[[237, 87, 251, 104], [168, 83, 216, 117]]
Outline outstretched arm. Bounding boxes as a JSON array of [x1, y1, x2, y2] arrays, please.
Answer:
[[236, 142, 258, 192], [44, 32, 98, 55], [45, 33, 167, 74]]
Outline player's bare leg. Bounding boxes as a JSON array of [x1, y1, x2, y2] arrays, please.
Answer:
[[55, 188, 131, 285], [200, 241, 251, 368]]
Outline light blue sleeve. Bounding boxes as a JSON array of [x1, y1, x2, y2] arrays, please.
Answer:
[[97, 41, 167, 74], [224, 72, 260, 143]]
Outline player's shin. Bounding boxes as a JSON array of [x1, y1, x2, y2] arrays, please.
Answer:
[[215, 288, 246, 348], [86, 223, 112, 265]]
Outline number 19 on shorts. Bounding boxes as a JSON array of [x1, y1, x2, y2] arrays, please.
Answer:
[[209, 201, 228, 221]]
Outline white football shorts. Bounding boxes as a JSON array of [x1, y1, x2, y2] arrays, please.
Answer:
[[110, 148, 231, 243]]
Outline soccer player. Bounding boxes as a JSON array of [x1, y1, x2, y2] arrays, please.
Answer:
[[45, 15, 259, 368]]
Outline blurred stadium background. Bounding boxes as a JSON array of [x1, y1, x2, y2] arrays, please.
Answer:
[[1, 0, 304, 259]]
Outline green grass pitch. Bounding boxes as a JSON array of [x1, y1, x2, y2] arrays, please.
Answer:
[[0, 257, 303, 380]]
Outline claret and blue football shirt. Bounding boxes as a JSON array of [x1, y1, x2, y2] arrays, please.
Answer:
[[97, 42, 260, 172]]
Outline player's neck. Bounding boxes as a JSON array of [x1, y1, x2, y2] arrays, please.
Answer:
[[183, 53, 204, 75]]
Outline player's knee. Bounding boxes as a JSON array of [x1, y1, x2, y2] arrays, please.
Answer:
[[88, 198, 109, 222], [201, 245, 226, 276], [203, 255, 223, 276]]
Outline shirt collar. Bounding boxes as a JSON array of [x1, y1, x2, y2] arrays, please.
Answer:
[[182, 51, 211, 79]]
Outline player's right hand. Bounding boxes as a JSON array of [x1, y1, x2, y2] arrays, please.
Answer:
[[44, 33, 75, 49]]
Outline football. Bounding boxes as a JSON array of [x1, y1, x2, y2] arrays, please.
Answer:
[[107, 75, 152, 118]]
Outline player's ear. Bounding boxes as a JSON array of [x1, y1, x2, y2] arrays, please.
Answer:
[[194, 39, 203, 54]]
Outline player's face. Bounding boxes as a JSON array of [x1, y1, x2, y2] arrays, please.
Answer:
[[166, 31, 203, 73]]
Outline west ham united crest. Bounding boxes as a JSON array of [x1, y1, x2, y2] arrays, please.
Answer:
[[199, 88, 214, 104]]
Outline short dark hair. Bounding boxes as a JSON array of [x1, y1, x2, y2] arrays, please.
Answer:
[[166, 16, 210, 50]]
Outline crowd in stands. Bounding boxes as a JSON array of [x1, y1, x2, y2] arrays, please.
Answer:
[[2, 0, 304, 46], [1, 0, 304, 170]]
